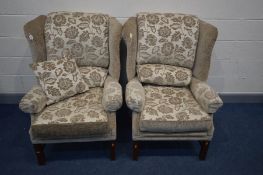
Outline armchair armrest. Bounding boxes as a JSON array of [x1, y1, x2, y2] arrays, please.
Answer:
[[19, 85, 47, 113], [190, 77, 223, 113], [125, 77, 145, 112], [102, 76, 122, 112]]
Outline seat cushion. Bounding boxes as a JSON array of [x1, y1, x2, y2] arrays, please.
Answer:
[[45, 12, 109, 67], [139, 85, 212, 133], [79, 66, 108, 87], [137, 64, 192, 86], [137, 13, 199, 69], [31, 87, 108, 139]]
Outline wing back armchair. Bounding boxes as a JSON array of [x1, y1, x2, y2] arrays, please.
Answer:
[[19, 12, 122, 165], [123, 13, 223, 160]]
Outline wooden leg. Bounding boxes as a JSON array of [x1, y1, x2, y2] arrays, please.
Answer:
[[33, 144, 46, 165], [110, 142, 116, 160], [132, 142, 140, 160], [199, 141, 210, 160]]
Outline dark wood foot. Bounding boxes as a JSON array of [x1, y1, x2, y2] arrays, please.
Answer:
[[132, 142, 140, 160], [110, 142, 116, 160], [33, 144, 46, 165], [199, 141, 210, 160]]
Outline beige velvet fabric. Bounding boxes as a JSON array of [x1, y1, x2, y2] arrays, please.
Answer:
[[190, 77, 223, 113], [122, 17, 137, 81], [108, 17, 122, 80], [19, 85, 47, 113], [24, 15, 47, 62], [125, 77, 145, 112], [193, 20, 218, 81], [102, 76, 122, 112]]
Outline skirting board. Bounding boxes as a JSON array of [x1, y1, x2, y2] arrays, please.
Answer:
[[0, 93, 263, 104]]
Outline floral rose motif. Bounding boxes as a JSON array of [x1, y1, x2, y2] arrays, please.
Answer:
[[41, 112, 53, 120], [140, 67, 153, 78], [71, 43, 84, 57], [169, 97, 182, 105], [145, 34, 157, 46], [175, 70, 188, 81], [73, 99, 88, 107], [182, 37, 193, 49], [53, 15, 66, 26], [79, 31, 90, 42], [90, 71, 102, 82], [91, 36, 103, 47], [161, 88, 174, 95], [55, 108, 72, 118], [63, 60, 76, 73], [91, 15, 105, 25], [65, 26, 79, 39], [183, 16, 196, 27], [176, 112, 189, 121], [57, 78, 73, 90], [165, 72, 175, 83], [158, 26, 171, 38], [171, 31, 182, 41], [161, 42, 174, 56], [70, 114, 85, 123], [76, 82, 87, 93], [145, 107, 158, 116], [157, 105, 173, 114], [146, 14, 159, 24], [41, 62, 56, 71], [46, 86, 61, 96], [88, 111, 100, 118], [53, 37, 64, 49]]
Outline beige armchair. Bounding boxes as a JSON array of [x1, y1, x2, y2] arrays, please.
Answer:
[[123, 13, 223, 160], [19, 12, 122, 165]]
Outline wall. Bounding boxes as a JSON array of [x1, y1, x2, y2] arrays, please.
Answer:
[[0, 0, 263, 94]]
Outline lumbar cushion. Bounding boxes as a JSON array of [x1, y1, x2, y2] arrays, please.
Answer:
[[137, 64, 192, 86], [79, 66, 108, 87], [137, 13, 199, 69], [31, 58, 89, 105], [45, 12, 109, 67]]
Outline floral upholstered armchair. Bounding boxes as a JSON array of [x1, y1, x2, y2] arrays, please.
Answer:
[[123, 13, 223, 160], [19, 12, 122, 165]]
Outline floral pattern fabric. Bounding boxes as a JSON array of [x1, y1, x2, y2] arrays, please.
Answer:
[[79, 66, 108, 87], [19, 85, 47, 113], [31, 58, 89, 105], [125, 78, 145, 112], [137, 13, 199, 69], [45, 12, 109, 67], [137, 64, 192, 86], [190, 77, 223, 113], [140, 85, 211, 132], [31, 87, 108, 138], [102, 76, 122, 111]]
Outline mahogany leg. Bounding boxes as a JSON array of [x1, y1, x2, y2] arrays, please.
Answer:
[[199, 141, 210, 160], [33, 144, 46, 165], [132, 142, 140, 160], [110, 142, 116, 160]]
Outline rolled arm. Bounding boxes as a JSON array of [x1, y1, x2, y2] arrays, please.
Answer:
[[125, 77, 145, 112], [190, 77, 223, 113], [19, 85, 47, 113], [102, 76, 122, 112]]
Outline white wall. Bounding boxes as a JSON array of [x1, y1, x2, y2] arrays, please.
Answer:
[[0, 0, 263, 94]]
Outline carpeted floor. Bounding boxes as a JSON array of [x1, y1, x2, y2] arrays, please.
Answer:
[[0, 103, 262, 175]]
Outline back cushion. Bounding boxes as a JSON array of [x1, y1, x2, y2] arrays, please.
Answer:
[[137, 64, 192, 86], [45, 12, 109, 67], [137, 13, 199, 69]]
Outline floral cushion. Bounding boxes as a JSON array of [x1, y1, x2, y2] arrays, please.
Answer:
[[140, 85, 212, 133], [31, 58, 89, 105], [31, 87, 108, 139], [137, 13, 199, 69], [19, 85, 47, 114], [137, 64, 192, 86], [45, 12, 109, 67], [79, 66, 108, 87]]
